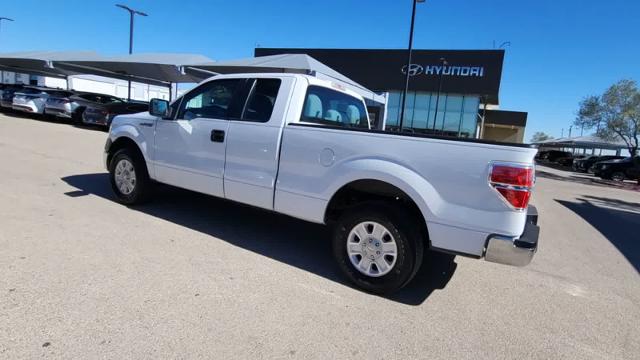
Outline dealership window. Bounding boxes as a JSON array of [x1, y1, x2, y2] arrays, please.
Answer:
[[386, 92, 401, 126], [412, 93, 430, 129], [384, 90, 480, 138]]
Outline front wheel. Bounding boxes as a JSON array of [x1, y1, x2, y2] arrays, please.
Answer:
[[332, 201, 424, 294], [611, 171, 626, 182], [108, 148, 151, 205], [72, 108, 85, 125]]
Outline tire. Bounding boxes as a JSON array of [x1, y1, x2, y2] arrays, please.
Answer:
[[108, 148, 151, 205], [611, 171, 626, 182], [72, 108, 85, 125], [332, 201, 424, 295], [42, 112, 54, 122]]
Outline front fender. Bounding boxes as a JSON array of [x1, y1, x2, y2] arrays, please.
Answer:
[[107, 123, 154, 178]]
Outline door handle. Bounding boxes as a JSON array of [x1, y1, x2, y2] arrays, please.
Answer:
[[211, 130, 225, 143]]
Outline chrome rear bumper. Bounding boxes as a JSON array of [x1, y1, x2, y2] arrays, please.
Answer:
[[484, 205, 539, 267]]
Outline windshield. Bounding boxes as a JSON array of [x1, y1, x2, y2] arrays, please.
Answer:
[[94, 95, 124, 104]]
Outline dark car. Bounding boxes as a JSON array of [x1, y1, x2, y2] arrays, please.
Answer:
[[556, 154, 586, 166], [82, 98, 148, 127], [0, 84, 25, 108], [573, 155, 626, 173], [538, 150, 572, 162], [66, 92, 128, 124], [592, 156, 640, 181], [535, 150, 550, 160]]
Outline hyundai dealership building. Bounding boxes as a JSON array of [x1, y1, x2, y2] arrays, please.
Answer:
[[256, 48, 527, 143]]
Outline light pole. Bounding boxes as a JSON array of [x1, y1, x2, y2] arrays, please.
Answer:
[[0, 17, 14, 83], [398, 0, 425, 132], [0, 17, 14, 40], [115, 4, 147, 101]]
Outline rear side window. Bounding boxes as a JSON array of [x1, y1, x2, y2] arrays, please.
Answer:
[[242, 79, 281, 122], [300, 86, 368, 128]]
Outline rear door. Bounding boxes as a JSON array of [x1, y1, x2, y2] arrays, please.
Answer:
[[154, 78, 246, 198], [223, 77, 295, 209]]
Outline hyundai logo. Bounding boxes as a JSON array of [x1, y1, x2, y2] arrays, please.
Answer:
[[401, 63, 485, 77], [401, 64, 423, 76]]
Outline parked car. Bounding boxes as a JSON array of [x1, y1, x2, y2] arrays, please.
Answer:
[[534, 150, 549, 161], [593, 156, 640, 181], [12, 87, 72, 115], [104, 73, 540, 294], [556, 154, 586, 166], [11, 87, 50, 114], [573, 155, 625, 173], [543, 150, 572, 162], [43, 90, 79, 119], [67, 92, 128, 124], [82, 98, 148, 127], [0, 84, 24, 109]]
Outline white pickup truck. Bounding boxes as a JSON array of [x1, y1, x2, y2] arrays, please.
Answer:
[[104, 73, 539, 294]]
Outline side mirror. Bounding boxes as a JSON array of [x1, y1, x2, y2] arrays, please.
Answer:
[[149, 98, 170, 118]]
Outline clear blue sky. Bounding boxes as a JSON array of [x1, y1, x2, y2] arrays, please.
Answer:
[[1, 0, 639, 141]]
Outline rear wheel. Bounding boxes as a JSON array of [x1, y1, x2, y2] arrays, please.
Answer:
[[332, 201, 424, 294], [611, 171, 626, 182], [108, 148, 151, 204]]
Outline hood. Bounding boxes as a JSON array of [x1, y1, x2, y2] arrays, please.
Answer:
[[111, 111, 156, 127]]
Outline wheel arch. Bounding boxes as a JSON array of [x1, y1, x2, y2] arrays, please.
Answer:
[[106, 135, 148, 176], [324, 177, 435, 248]]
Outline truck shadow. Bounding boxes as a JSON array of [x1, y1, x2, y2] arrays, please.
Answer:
[[61, 173, 457, 306], [556, 197, 640, 273]]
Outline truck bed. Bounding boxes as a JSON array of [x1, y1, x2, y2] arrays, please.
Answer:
[[274, 122, 538, 257]]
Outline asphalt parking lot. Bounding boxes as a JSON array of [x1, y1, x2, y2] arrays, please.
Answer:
[[1, 112, 639, 359]]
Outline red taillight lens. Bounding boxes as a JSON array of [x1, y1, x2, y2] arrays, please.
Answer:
[[495, 188, 531, 209], [489, 163, 534, 210], [490, 165, 534, 187]]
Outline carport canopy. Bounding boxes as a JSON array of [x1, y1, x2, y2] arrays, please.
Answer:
[[0, 51, 214, 87], [534, 135, 628, 154], [0, 51, 384, 104], [0, 51, 102, 79], [186, 54, 387, 104], [55, 53, 211, 84]]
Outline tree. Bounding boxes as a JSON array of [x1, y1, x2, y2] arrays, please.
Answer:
[[574, 79, 640, 156], [530, 132, 554, 143]]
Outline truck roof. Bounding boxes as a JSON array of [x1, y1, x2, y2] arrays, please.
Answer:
[[199, 72, 365, 101]]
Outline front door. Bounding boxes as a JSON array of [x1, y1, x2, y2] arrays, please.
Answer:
[[154, 78, 244, 198]]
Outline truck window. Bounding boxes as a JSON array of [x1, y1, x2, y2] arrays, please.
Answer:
[[300, 85, 368, 128], [178, 79, 242, 120], [242, 79, 281, 122]]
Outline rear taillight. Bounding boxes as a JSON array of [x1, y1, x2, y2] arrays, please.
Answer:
[[489, 163, 534, 210]]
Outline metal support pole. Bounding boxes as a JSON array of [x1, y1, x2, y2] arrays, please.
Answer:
[[399, 0, 419, 132], [127, 11, 134, 101], [433, 58, 446, 132], [479, 99, 487, 139]]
